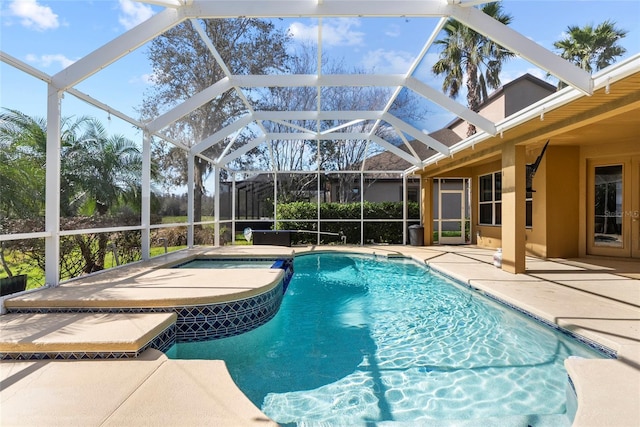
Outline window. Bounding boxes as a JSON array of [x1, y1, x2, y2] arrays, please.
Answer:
[[479, 171, 533, 227], [479, 172, 501, 225], [525, 190, 533, 228]]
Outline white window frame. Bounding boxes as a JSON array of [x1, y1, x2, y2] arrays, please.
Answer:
[[478, 171, 501, 226]]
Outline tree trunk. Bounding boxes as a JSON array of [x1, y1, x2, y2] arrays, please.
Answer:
[[0, 243, 14, 278], [466, 63, 479, 137], [76, 235, 97, 274]]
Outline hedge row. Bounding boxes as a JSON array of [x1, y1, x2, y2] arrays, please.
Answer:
[[276, 201, 420, 244]]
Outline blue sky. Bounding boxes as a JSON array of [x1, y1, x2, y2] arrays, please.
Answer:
[[1, 0, 639, 140]]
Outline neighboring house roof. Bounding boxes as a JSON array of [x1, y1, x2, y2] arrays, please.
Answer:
[[443, 73, 556, 133], [364, 74, 556, 171]]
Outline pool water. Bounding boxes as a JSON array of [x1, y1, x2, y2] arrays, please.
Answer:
[[167, 253, 607, 426], [173, 259, 276, 269]]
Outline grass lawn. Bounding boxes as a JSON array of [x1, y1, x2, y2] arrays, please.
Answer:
[[1, 223, 250, 291]]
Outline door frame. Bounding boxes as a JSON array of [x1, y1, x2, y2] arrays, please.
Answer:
[[438, 184, 466, 245], [632, 156, 640, 258], [587, 156, 640, 258]]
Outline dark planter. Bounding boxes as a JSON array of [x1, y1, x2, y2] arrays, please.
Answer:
[[253, 230, 293, 247], [0, 274, 27, 297]]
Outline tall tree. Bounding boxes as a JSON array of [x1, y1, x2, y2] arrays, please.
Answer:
[[432, 2, 515, 137], [0, 109, 47, 220], [260, 45, 426, 203], [553, 20, 627, 77], [0, 109, 149, 276], [62, 118, 144, 217], [141, 19, 290, 221]]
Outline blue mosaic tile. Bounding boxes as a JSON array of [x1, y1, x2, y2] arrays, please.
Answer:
[[5, 272, 286, 352], [0, 323, 177, 361]]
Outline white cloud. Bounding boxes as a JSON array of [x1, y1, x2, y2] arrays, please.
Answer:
[[118, 0, 154, 31], [129, 72, 157, 85], [26, 53, 75, 69], [9, 0, 59, 31], [362, 49, 415, 74], [289, 18, 365, 47], [385, 24, 401, 38]]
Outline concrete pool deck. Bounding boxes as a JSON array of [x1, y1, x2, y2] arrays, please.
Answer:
[[1, 245, 638, 426]]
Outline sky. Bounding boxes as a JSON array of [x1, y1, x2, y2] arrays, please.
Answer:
[[1, 0, 639, 143]]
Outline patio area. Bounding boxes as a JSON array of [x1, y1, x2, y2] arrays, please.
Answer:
[[0, 245, 638, 426]]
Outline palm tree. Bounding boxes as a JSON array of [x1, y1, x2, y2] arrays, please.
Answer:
[[432, 2, 515, 137], [553, 20, 627, 78], [0, 109, 150, 274], [62, 118, 143, 216], [0, 109, 47, 219], [60, 118, 146, 273]]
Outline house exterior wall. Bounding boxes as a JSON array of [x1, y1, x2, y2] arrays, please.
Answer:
[[361, 180, 420, 203], [449, 76, 553, 140], [363, 181, 403, 202], [418, 68, 640, 264], [468, 148, 581, 258], [425, 139, 639, 260], [544, 146, 580, 258], [504, 79, 555, 116], [451, 96, 506, 140]]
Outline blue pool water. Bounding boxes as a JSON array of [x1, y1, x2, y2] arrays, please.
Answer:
[[167, 252, 607, 426], [173, 259, 276, 269]]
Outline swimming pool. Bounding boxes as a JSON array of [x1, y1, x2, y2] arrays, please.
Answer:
[[167, 252, 609, 426], [173, 258, 278, 269]]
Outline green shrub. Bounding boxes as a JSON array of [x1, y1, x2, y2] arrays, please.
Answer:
[[277, 201, 419, 244]]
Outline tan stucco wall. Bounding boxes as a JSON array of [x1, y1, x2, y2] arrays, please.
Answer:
[[503, 79, 554, 116], [524, 149, 547, 257], [546, 146, 580, 257], [451, 97, 506, 140], [471, 147, 581, 258]]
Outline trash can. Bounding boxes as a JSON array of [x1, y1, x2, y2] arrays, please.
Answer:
[[408, 225, 424, 246]]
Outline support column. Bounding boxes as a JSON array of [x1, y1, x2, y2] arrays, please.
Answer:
[[360, 172, 364, 245], [231, 174, 236, 244], [45, 85, 62, 287], [187, 154, 194, 247], [422, 177, 433, 246], [273, 172, 278, 230], [501, 143, 526, 273], [402, 174, 408, 245], [214, 165, 220, 247], [141, 131, 151, 260]]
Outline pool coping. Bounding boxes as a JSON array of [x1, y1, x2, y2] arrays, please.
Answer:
[[1, 244, 638, 426]]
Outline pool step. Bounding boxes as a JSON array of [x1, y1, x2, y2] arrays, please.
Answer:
[[0, 312, 176, 360], [1, 348, 277, 426]]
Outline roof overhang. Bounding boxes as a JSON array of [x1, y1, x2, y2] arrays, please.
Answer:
[[410, 53, 640, 176]]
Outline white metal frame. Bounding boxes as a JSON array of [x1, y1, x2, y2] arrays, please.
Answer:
[[0, 0, 620, 287]]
